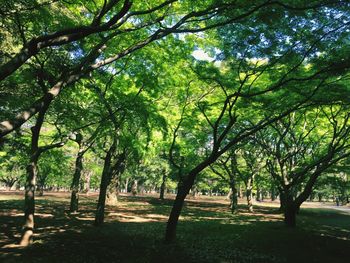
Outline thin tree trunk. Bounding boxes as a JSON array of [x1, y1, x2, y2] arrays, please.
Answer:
[[37, 184, 44, 196], [256, 187, 261, 201], [159, 173, 167, 200], [271, 187, 276, 201], [246, 178, 253, 212], [230, 179, 238, 213], [70, 150, 84, 212], [131, 180, 138, 196], [226, 189, 232, 200], [191, 184, 198, 199], [237, 184, 242, 198], [124, 178, 129, 193], [83, 170, 91, 193], [94, 144, 114, 226]]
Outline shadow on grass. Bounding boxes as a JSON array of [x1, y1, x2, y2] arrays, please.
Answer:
[[1, 194, 350, 263]]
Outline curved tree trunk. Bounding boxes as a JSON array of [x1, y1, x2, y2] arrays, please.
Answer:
[[165, 155, 217, 243], [164, 184, 189, 243]]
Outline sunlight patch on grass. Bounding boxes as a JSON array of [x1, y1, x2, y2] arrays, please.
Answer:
[[108, 212, 164, 223], [76, 216, 95, 221]]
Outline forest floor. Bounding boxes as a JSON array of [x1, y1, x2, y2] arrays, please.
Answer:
[[0, 191, 349, 263]]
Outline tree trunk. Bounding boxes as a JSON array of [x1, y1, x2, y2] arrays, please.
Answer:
[[229, 180, 238, 213], [226, 189, 232, 200], [165, 150, 227, 243], [165, 159, 205, 243], [20, 158, 38, 246], [20, 100, 50, 246], [106, 175, 119, 205], [238, 184, 242, 198], [124, 178, 129, 193], [159, 173, 167, 200], [94, 145, 114, 226], [83, 170, 91, 193], [279, 190, 289, 212], [131, 180, 138, 196], [191, 184, 198, 199], [246, 178, 253, 212], [271, 187, 276, 201], [37, 184, 44, 196], [256, 187, 261, 201], [284, 203, 297, 227], [165, 183, 189, 243], [70, 150, 84, 213]]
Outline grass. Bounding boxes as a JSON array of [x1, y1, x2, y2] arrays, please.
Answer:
[[0, 191, 350, 263]]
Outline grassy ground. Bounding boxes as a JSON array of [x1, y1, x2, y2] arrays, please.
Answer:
[[0, 191, 349, 263]]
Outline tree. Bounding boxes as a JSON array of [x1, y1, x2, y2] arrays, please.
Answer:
[[256, 107, 350, 227]]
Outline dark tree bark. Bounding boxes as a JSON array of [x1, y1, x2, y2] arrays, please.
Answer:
[[20, 154, 39, 246], [164, 184, 190, 243], [229, 179, 238, 213], [94, 143, 115, 226], [0, 0, 132, 82], [238, 184, 242, 198], [271, 186, 277, 201], [246, 177, 254, 212], [284, 203, 297, 227], [165, 158, 211, 243], [159, 173, 167, 200], [20, 99, 56, 246], [20, 107, 45, 246], [70, 150, 84, 212], [95, 147, 125, 225], [70, 131, 97, 211]]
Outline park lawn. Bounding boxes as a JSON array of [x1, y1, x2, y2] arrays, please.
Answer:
[[0, 192, 349, 263]]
